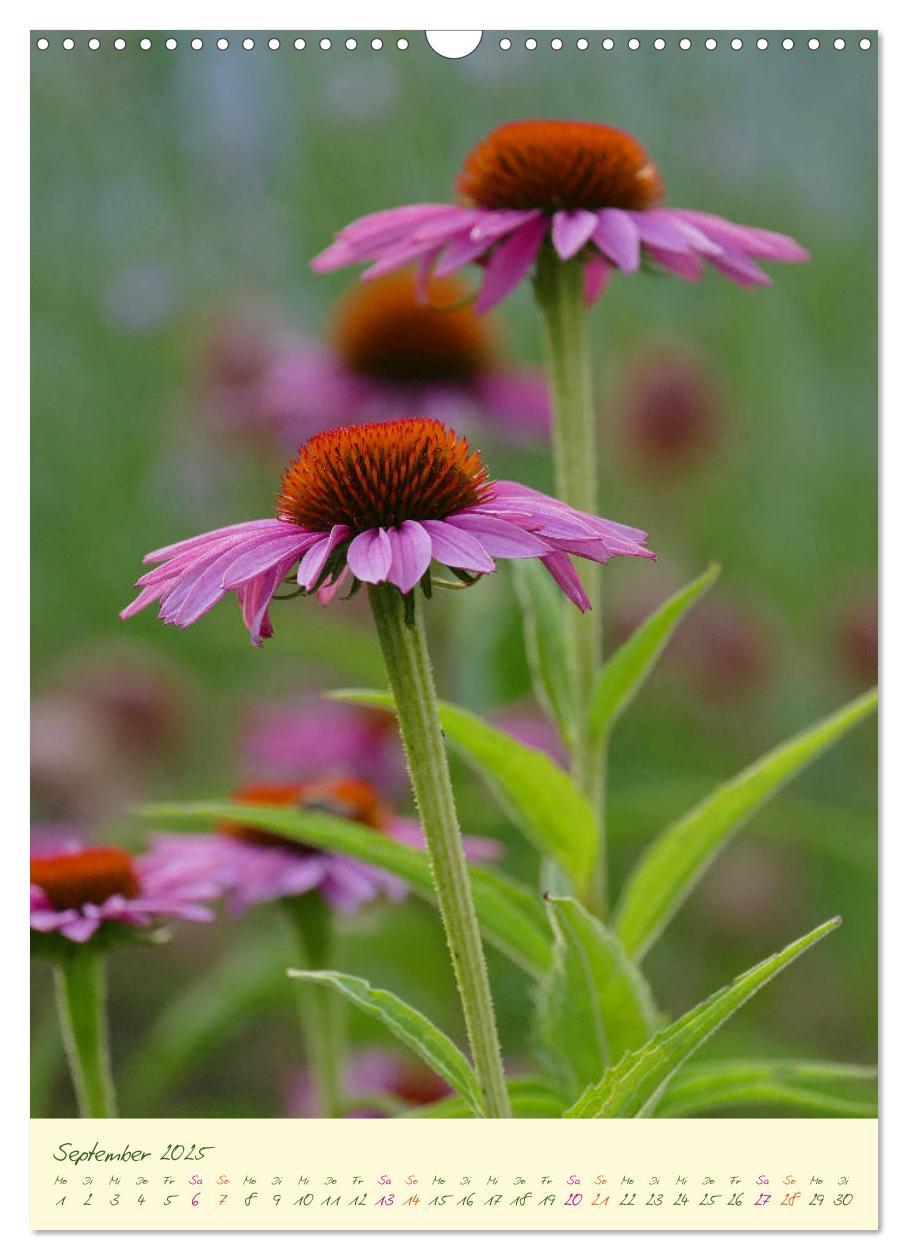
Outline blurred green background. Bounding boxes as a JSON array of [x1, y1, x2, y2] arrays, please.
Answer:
[[31, 31, 877, 1118]]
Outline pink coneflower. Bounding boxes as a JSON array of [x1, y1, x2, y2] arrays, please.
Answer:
[[312, 119, 809, 311], [157, 778, 499, 915], [30, 827, 224, 944], [257, 272, 550, 445], [120, 416, 653, 645], [287, 1046, 451, 1118], [243, 700, 405, 790]]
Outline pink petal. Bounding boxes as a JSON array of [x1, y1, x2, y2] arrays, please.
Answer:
[[386, 521, 433, 594], [540, 553, 591, 612], [446, 511, 551, 558], [645, 246, 705, 281], [708, 248, 772, 287], [423, 520, 496, 572], [296, 525, 352, 590], [144, 520, 280, 565], [592, 209, 640, 272], [631, 210, 701, 255], [434, 229, 493, 277], [221, 534, 313, 588], [673, 210, 810, 262], [240, 564, 290, 645], [551, 208, 599, 260], [584, 253, 612, 305], [474, 215, 548, 315], [469, 208, 545, 243], [347, 528, 393, 583]]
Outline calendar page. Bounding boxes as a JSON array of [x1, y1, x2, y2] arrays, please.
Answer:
[[30, 27, 878, 1235]]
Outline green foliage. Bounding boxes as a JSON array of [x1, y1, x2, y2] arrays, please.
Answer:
[[588, 564, 720, 743], [288, 969, 484, 1116], [654, 1058, 877, 1118], [332, 690, 597, 897], [564, 918, 840, 1118], [512, 562, 575, 746], [616, 690, 877, 959], [138, 800, 552, 978], [535, 896, 659, 1096]]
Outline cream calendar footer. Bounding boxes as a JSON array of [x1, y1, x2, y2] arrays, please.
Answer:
[[30, 1118, 877, 1231]]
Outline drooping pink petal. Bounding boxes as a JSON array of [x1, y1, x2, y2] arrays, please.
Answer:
[[645, 246, 705, 281], [422, 520, 496, 572], [143, 520, 281, 566], [584, 253, 612, 305], [240, 562, 292, 645], [317, 565, 351, 605], [540, 552, 591, 612], [631, 210, 702, 255], [434, 228, 494, 278], [221, 533, 314, 588], [386, 521, 433, 594], [446, 510, 551, 558], [672, 210, 810, 262], [552, 208, 599, 260], [296, 525, 352, 590], [347, 528, 393, 583], [469, 208, 544, 243], [592, 209, 641, 272], [708, 248, 772, 287], [474, 215, 549, 315]]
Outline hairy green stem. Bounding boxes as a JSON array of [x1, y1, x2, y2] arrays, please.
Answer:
[[283, 892, 344, 1117], [367, 583, 511, 1118], [534, 246, 607, 914], [53, 949, 117, 1118]]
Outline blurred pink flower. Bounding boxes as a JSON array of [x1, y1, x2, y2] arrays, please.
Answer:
[[244, 700, 405, 792], [30, 826, 224, 945], [614, 342, 725, 475], [286, 1046, 451, 1117], [155, 778, 500, 916], [120, 418, 653, 645], [834, 594, 877, 687], [258, 272, 550, 446], [312, 120, 808, 312]]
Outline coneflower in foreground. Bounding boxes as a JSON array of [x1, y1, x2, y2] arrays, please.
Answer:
[[120, 417, 652, 646], [120, 415, 652, 1119]]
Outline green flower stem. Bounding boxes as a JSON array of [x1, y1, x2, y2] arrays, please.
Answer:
[[367, 582, 511, 1118], [53, 949, 117, 1118], [283, 892, 345, 1118], [534, 245, 607, 914]]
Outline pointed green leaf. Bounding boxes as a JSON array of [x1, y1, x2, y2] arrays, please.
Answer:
[[564, 918, 840, 1118], [512, 562, 575, 746], [288, 969, 484, 1116], [138, 800, 552, 978], [331, 690, 597, 895], [589, 564, 720, 743], [616, 689, 877, 959], [654, 1059, 877, 1118], [408, 1077, 571, 1118], [536, 896, 659, 1096]]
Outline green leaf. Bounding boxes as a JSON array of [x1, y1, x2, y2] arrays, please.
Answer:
[[407, 1077, 571, 1119], [512, 562, 575, 746], [287, 969, 485, 1116], [616, 689, 877, 959], [137, 801, 552, 979], [589, 563, 720, 743], [654, 1059, 877, 1118], [564, 918, 840, 1118], [536, 896, 659, 1096], [331, 690, 597, 896]]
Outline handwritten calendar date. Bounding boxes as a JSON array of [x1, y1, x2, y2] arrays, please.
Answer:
[[53, 1141, 214, 1166]]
